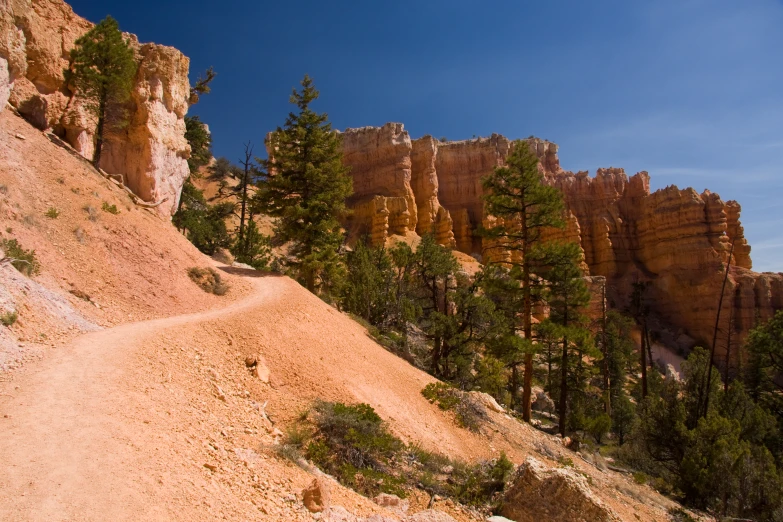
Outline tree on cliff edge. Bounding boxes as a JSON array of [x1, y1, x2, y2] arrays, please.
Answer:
[[256, 75, 352, 293], [481, 139, 567, 422], [64, 16, 137, 168]]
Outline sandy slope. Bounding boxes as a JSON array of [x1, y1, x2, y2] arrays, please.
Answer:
[[0, 268, 682, 521], [0, 109, 250, 372]]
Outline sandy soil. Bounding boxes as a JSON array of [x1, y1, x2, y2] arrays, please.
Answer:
[[0, 269, 684, 521], [0, 110, 250, 374]]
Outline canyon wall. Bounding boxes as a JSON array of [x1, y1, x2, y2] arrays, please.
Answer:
[[340, 123, 783, 365], [0, 0, 190, 216]]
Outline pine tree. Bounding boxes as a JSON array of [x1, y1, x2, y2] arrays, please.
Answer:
[[257, 75, 353, 293], [411, 234, 460, 375], [184, 116, 213, 174], [64, 16, 137, 167], [482, 139, 566, 421], [540, 241, 593, 436]]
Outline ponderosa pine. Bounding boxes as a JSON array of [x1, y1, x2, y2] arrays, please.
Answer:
[[481, 139, 566, 421], [257, 75, 352, 293], [64, 16, 137, 168]]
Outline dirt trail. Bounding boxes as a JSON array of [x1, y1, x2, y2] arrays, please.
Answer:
[[0, 271, 275, 522]]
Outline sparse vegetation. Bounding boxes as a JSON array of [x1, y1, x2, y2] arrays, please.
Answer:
[[0, 310, 18, 326], [1, 238, 40, 276], [45, 207, 60, 219], [101, 202, 119, 214], [83, 205, 98, 222], [283, 400, 513, 507], [421, 382, 487, 432], [74, 226, 86, 244], [187, 267, 228, 295]]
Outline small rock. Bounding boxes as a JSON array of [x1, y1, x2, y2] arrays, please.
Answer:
[[213, 384, 227, 402], [302, 477, 330, 513], [204, 463, 217, 472], [373, 492, 409, 513], [440, 465, 454, 475], [244, 355, 257, 368], [15, 133, 25, 140]]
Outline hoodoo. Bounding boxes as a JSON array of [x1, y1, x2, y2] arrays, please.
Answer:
[[339, 123, 783, 358]]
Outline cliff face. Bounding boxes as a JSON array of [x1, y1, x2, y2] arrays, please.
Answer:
[[0, 0, 190, 216], [339, 122, 782, 362]]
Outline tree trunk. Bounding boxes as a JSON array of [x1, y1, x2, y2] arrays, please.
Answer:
[[724, 296, 734, 392], [602, 281, 610, 414], [93, 94, 106, 168], [510, 364, 520, 410], [521, 214, 533, 422], [641, 319, 648, 398], [239, 162, 249, 249], [559, 335, 568, 437], [703, 239, 734, 418]]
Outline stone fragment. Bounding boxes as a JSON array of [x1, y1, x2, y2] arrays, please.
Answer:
[[302, 477, 331, 513], [373, 493, 408, 513]]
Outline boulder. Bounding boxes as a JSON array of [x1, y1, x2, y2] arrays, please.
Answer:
[[531, 388, 555, 414], [501, 457, 620, 522], [302, 477, 331, 513], [467, 391, 504, 413]]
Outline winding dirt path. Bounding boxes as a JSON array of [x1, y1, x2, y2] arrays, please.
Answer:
[[0, 272, 276, 522]]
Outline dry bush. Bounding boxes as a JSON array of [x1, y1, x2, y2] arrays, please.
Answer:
[[187, 267, 228, 295]]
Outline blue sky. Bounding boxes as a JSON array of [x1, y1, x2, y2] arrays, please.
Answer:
[[69, 0, 783, 271]]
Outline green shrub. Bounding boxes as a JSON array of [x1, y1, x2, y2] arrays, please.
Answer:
[[101, 202, 120, 214], [306, 401, 405, 497], [187, 267, 228, 295], [45, 207, 60, 219], [422, 382, 461, 410], [0, 310, 17, 326], [558, 455, 574, 468], [2, 238, 40, 276], [287, 400, 514, 508], [586, 413, 612, 444], [421, 382, 487, 432]]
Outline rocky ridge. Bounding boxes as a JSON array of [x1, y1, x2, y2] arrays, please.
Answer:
[[0, 0, 190, 216], [338, 123, 783, 361]]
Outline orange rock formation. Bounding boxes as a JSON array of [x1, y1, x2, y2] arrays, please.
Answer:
[[339, 123, 783, 363], [0, 0, 191, 216]]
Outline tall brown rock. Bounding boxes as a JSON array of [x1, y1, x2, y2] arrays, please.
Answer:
[[411, 135, 455, 247], [341, 123, 417, 245], [337, 122, 781, 364], [0, 0, 191, 217]]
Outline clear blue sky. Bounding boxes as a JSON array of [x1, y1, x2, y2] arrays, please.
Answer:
[[69, 0, 783, 272]]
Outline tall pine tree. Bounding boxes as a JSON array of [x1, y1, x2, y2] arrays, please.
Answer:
[[257, 76, 353, 293], [64, 16, 137, 168], [482, 139, 566, 421]]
